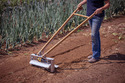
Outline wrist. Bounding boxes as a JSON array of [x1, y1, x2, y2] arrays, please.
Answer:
[[79, 3, 83, 6], [100, 7, 104, 11], [98, 8, 103, 12]]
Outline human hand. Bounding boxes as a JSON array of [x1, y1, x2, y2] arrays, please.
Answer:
[[94, 8, 103, 14], [77, 3, 83, 11]]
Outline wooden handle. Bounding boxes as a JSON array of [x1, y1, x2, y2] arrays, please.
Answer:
[[41, 12, 95, 57], [37, 8, 79, 55], [74, 13, 89, 18]]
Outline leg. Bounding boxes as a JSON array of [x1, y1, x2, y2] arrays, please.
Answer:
[[89, 16, 103, 61]]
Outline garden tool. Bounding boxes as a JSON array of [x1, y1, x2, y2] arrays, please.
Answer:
[[29, 8, 95, 72]]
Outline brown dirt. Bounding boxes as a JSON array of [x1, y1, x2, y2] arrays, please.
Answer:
[[0, 15, 125, 83]]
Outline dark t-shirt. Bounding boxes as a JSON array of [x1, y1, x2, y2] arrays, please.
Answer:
[[87, 0, 105, 17]]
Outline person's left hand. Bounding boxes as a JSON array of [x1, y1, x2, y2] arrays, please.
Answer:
[[95, 8, 103, 14]]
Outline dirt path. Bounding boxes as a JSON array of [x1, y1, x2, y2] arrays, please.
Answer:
[[0, 16, 125, 83]]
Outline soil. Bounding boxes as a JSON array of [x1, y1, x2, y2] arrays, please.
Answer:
[[0, 15, 125, 83]]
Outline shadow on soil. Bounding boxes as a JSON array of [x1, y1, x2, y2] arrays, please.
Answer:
[[97, 53, 125, 65], [102, 53, 125, 61], [57, 53, 125, 72], [52, 44, 86, 58]]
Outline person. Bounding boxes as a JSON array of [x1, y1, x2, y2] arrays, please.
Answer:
[[77, 0, 110, 63]]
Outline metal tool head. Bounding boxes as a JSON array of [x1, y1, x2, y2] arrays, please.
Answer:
[[29, 54, 58, 72]]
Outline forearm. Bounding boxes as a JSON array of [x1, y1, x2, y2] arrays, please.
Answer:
[[101, 0, 110, 10], [78, 0, 87, 7], [95, 0, 110, 14], [80, 0, 87, 5]]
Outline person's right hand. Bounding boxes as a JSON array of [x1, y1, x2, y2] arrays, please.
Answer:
[[77, 3, 83, 11]]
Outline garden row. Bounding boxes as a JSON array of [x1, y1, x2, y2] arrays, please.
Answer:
[[0, 0, 125, 50]]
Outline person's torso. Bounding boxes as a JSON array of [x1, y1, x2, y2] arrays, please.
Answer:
[[87, 0, 105, 17]]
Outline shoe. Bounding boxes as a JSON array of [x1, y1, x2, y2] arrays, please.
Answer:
[[88, 55, 93, 59], [88, 57, 99, 63]]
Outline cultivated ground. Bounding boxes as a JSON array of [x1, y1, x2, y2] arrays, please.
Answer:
[[0, 15, 125, 83]]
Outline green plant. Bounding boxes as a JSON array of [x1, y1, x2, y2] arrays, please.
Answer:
[[0, 0, 125, 50]]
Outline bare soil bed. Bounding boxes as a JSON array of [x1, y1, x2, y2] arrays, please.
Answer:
[[0, 15, 125, 83]]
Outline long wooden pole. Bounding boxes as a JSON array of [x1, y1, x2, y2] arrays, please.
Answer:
[[41, 12, 95, 57], [37, 8, 79, 55]]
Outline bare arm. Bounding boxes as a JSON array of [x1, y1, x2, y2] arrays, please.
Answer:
[[95, 0, 110, 14], [78, 0, 87, 8], [77, 0, 87, 11]]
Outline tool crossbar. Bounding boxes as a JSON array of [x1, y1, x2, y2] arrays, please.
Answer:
[[74, 13, 89, 18]]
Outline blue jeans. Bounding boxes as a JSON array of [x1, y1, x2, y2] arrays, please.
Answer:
[[89, 16, 104, 60]]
